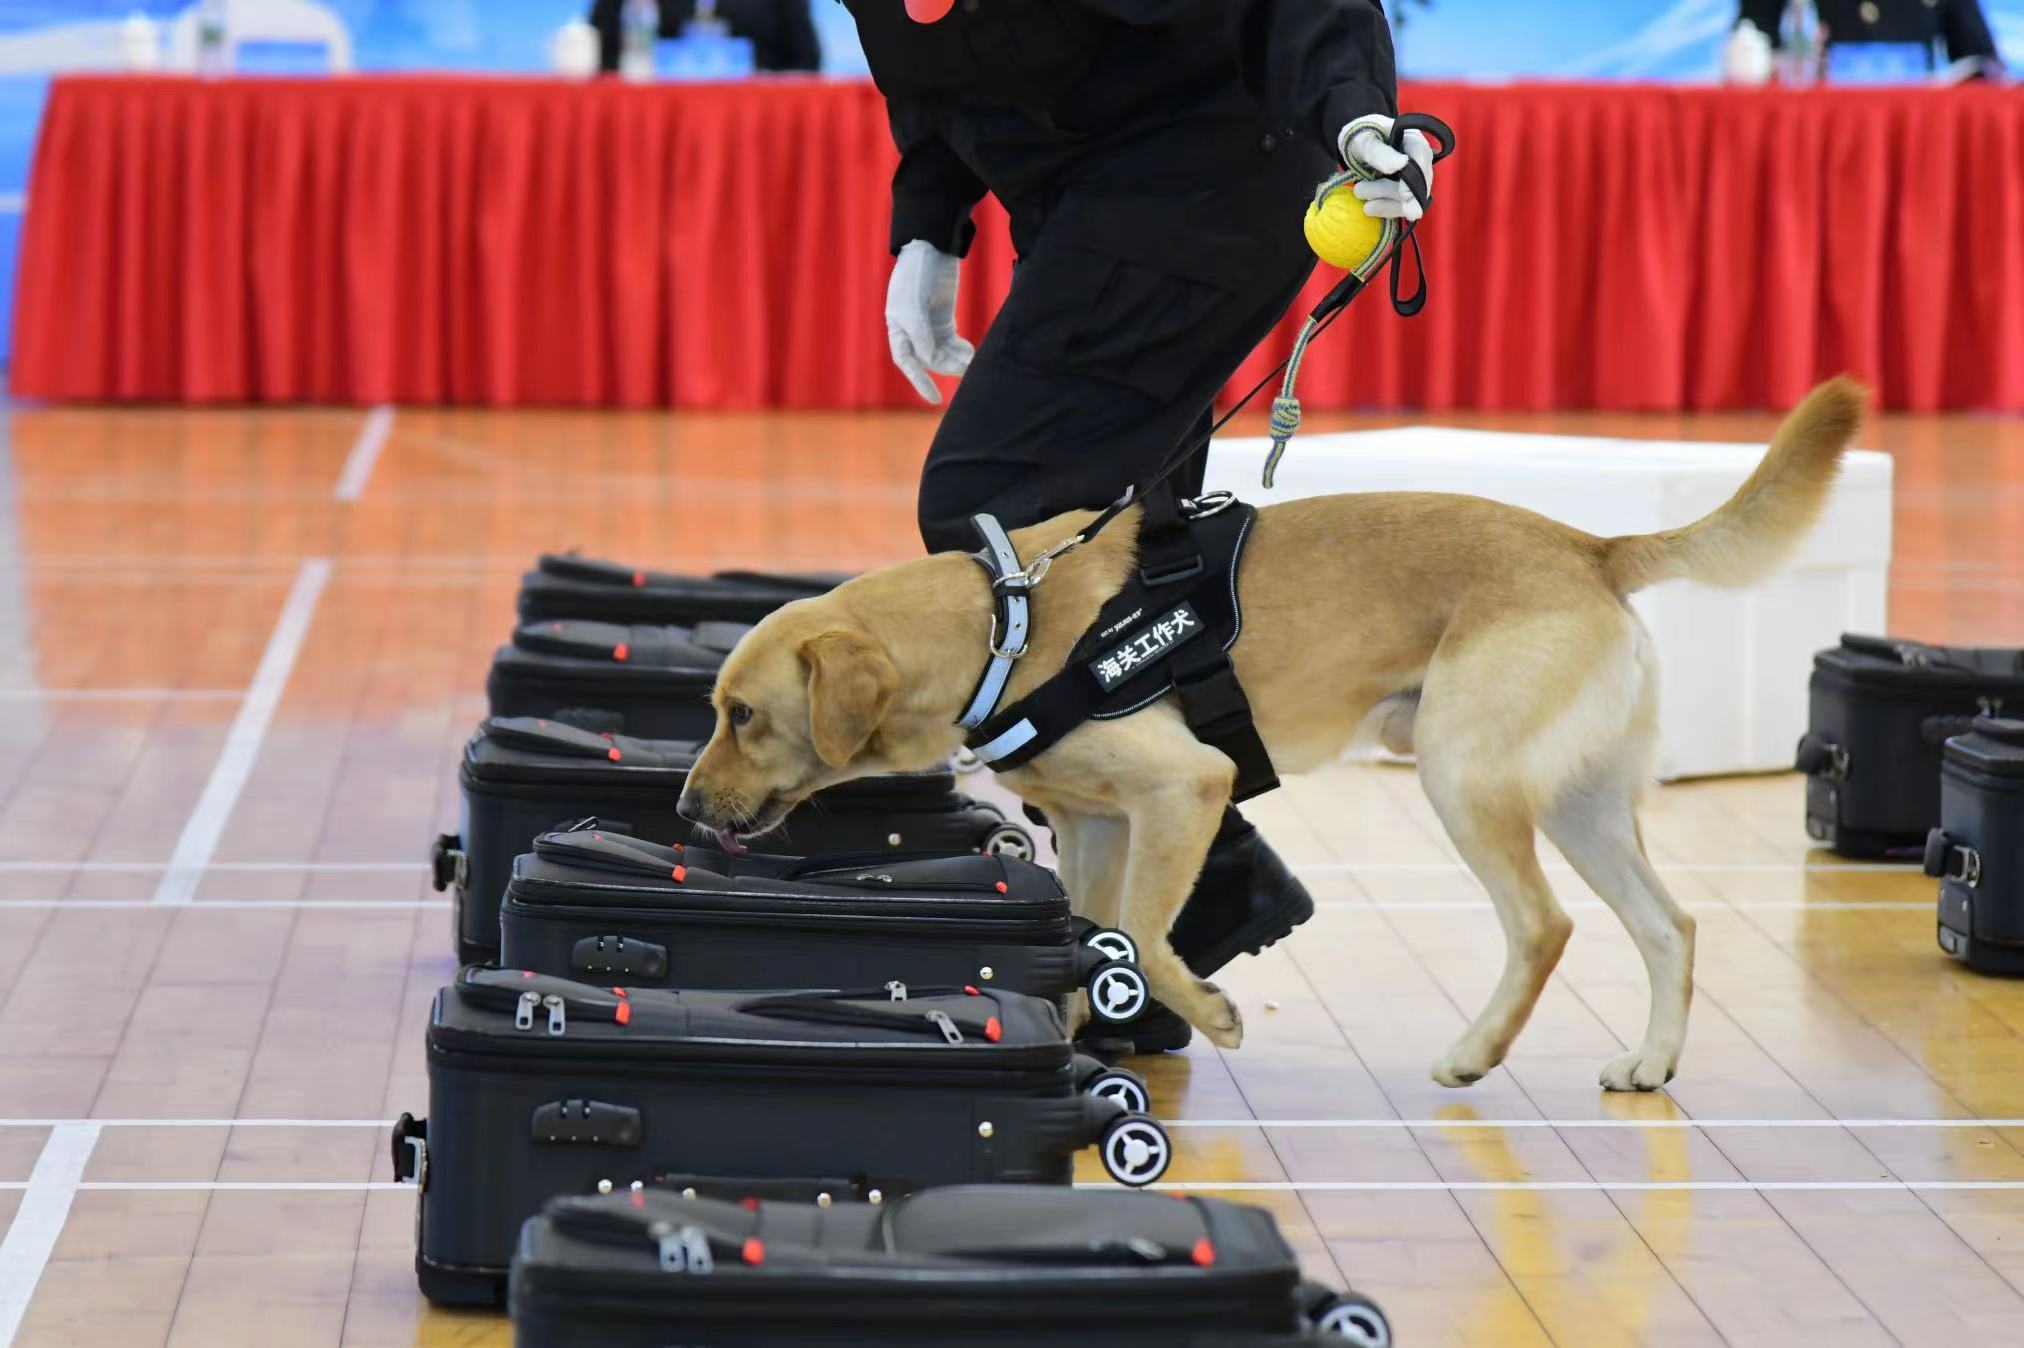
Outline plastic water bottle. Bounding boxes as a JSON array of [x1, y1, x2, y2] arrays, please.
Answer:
[[619, 0, 659, 82], [195, 0, 231, 77], [1781, 0, 1819, 86], [551, 18, 599, 79], [120, 11, 163, 72], [1723, 20, 1775, 86]]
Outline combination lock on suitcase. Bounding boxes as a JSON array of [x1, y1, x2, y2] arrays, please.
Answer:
[[397, 970, 1171, 1305], [486, 619, 748, 741], [496, 827, 1150, 1028], [510, 1186, 1391, 1347], [433, 716, 1035, 964], [1798, 635, 2024, 857], [518, 554, 845, 625], [1924, 717, 2024, 975]]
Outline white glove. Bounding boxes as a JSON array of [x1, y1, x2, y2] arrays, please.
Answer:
[[1338, 114, 1436, 223], [885, 239, 974, 405]]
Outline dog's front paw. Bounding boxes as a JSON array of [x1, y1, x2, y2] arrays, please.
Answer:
[[1599, 1048, 1677, 1093], [1191, 982, 1244, 1050], [1430, 1041, 1497, 1088]]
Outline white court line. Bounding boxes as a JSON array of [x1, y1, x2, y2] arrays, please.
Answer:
[[151, 560, 332, 907], [0, 900, 448, 911], [1315, 899, 1928, 912], [1087, 1180, 2024, 1193], [1161, 1117, 2024, 1130], [76, 1182, 412, 1193], [0, 1120, 394, 1129], [0, 689, 241, 702], [0, 1123, 100, 1348], [0, 861, 423, 874], [332, 407, 395, 502], [8, 1179, 2021, 1195], [1296, 861, 1909, 875], [1, 1116, 2019, 1132]]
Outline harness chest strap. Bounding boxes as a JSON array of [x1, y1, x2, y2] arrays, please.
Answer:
[[958, 501, 1280, 805], [958, 514, 1032, 732]]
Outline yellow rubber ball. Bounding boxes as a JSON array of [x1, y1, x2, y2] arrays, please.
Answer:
[[1303, 188, 1385, 272]]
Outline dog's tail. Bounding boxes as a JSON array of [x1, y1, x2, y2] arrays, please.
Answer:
[[1598, 376, 1868, 595]]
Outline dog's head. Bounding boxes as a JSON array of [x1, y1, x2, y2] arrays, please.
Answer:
[[677, 604, 899, 849]]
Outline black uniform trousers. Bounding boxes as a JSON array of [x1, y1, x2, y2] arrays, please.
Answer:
[[915, 131, 1333, 553]]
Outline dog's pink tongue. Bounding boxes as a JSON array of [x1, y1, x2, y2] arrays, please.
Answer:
[[714, 827, 749, 855]]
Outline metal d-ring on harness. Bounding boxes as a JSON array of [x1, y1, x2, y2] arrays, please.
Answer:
[[953, 114, 1455, 795]]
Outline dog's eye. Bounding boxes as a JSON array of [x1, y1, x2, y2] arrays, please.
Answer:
[[728, 702, 753, 728]]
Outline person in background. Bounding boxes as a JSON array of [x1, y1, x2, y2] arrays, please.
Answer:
[[843, 0, 1432, 1052], [589, 0, 821, 73], [1736, 0, 2003, 75]]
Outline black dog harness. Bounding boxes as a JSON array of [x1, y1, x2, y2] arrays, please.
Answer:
[[951, 113, 1455, 807], [958, 492, 1279, 803]]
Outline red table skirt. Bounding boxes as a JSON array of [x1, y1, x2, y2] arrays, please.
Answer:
[[12, 75, 2024, 412]]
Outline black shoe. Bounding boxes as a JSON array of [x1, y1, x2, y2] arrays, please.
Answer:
[[1168, 812, 1314, 977], [1077, 1002, 1194, 1057]]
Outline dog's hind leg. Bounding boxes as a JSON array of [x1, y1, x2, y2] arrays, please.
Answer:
[[1541, 777, 1695, 1092], [1047, 807, 1130, 1039], [1414, 752, 1574, 1087]]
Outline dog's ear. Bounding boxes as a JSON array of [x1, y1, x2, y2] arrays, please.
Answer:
[[800, 629, 898, 769]]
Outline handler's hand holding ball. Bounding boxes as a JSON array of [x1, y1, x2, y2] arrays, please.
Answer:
[[1337, 113, 1435, 222], [886, 239, 974, 405]]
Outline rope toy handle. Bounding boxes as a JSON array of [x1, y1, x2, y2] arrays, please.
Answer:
[[1264, 112, 1456, 489]]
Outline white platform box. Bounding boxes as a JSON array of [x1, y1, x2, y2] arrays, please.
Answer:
[[1204, 427, 1894, 780]]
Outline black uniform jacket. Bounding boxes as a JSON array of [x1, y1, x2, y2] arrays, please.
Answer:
[[843, 0, 1399, 255]]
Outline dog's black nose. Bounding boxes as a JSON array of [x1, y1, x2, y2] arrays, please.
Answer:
[[675, 789, 705, 824]]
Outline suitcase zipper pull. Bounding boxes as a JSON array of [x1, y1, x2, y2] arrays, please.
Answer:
[[925, 1009, 963, 1044], [885, 981, 907, 1002], [515, 991, 539, 1031], [544, 994, 567, 1036]]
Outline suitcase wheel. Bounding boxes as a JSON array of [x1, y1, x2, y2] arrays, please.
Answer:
[[1081, 926, 1139, 966], [1311, 1292, 1393, 1347], [1086, 960, 1150, 1025], [1083, 1068, 1149, 1115], [1099, 1113, 1172, 1187], [428, 834, 466, 893], [982, 821, 1035, 860]]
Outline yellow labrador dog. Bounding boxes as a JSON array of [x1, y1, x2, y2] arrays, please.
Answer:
[[678, 377, 1864, 1092]]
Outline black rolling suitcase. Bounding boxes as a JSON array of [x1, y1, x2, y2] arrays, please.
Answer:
[[1924, 718, 2024, 975], [495, 827, 1150, 1032], [1798, 635, 2024, 857], [518, 554, 845, 624], [485, 619, 748, 740], [510, 1186, 1390, 1347], [395, 969, 1172, 1306], [434, 717, 1035, 965]]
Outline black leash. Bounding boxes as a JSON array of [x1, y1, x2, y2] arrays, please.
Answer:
[[1065, 112, 1456, 551]]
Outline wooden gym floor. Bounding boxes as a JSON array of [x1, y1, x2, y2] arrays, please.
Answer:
[[0, 400, 2021, 1348]]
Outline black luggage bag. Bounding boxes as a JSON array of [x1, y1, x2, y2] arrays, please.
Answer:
[[496, 827, 1151, 1032], [1798, 635, 2024, 857], [510, 1185, 1390, 1347], [1924, 718, 2024, 975], [485, 619, 748, 741], [434, 717, 1036, 965], [518, 554, 845, 624], [396, 970, 1173, 1306]]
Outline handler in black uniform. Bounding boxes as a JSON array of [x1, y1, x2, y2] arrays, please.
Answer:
[[1738, 0, 2002, 69], [843, 0, 1433, 1049]]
